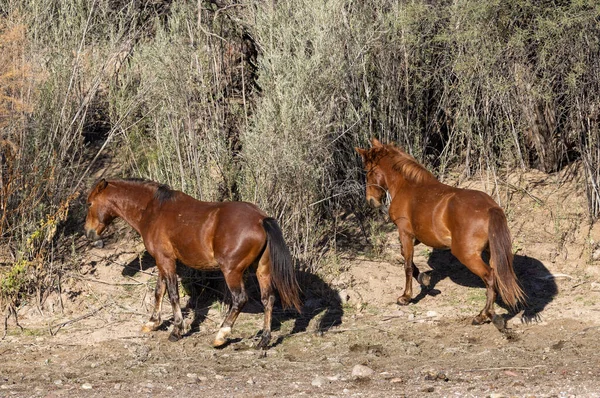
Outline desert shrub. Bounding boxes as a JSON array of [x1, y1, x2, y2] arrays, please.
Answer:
[[1, 0, 600, 316], [0, 2, 129, 313], [108, 1, 256, 202]]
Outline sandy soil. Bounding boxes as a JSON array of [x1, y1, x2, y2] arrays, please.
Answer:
[[2, 167, 600, 398]]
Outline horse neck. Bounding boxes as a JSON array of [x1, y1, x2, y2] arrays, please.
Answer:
[[107, 182, 155, 234], [379, 156, 410, 199]]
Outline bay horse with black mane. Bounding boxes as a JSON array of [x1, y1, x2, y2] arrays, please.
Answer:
[[84, 178, 301, 349], [356, 138, 525, 331]]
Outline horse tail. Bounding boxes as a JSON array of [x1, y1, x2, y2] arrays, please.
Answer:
[[488, 207, 526, 310], [262, 217, 302, 312]]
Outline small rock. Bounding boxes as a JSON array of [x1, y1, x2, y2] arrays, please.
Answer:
[[390, 377, 404, 383], [407, 313, 415, 321], [311, 378, 321, 387], [490, 394, 507, 398], [352, 364, 375, 378], [186, 373, 198, 379], [214, 374, 225, 380], [592, 248, 600, 261], [81, 383, 93, 390], [53, 380, 62, 386], [423, 370, 448, 381], [247, 378, 255, 385], [113, 384, 121, 390], [426, 310, 438, 318], [311, 376, 328, 387], [591, 282, 600, 292]]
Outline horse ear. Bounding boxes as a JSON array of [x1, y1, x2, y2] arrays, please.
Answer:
[[371, 138, 383, 148], [96, 179, 108, 193], [355, 147, 367, 160]]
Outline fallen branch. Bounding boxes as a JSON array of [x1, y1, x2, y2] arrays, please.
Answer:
[[536, 273, 573, 280], [464, 365, 545, 372], [49, 303, 112, 336], [74, 276, 146, 286], [504, 182, 544, 205]]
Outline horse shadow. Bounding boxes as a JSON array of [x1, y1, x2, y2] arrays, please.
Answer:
[[122, 252, 343, 346], [412, 249, 558, 323]]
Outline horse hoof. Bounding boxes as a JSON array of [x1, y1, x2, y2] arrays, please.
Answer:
[[213, 338, 228, 348], [396, 296, 411, 306], [417, 272, 431, 287], [256, 335, 270, 350], [213, 326, 231, 348], [141, 322, 158, 333], [492, 315, 507, 331], [168, 333, 181, 342]]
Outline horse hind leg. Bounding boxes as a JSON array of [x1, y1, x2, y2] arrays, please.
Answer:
[[255, 247, 275, 349], [452, 249, 499, 327], [213, 267, 248, 348]]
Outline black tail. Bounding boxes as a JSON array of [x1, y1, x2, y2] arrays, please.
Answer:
[[262, 218, 302, 312]]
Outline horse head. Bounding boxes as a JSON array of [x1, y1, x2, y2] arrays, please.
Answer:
[[355, 138, 388, 208], [84, 179, 115, 248]]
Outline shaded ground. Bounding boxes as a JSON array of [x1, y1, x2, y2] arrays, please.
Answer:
[[2, 168, 600, 397]]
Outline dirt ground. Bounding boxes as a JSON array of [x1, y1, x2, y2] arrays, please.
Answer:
[[2, 166, 600, 398]]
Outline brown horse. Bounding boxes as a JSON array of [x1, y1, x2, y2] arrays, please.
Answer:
[[84, 178, 301, 348], [356, 138, 525, 330]]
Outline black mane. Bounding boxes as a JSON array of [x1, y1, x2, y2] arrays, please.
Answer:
[[121, 178, 176, 203], [154, 183, 175, 203]]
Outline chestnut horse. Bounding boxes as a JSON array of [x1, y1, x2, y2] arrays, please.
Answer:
[[84, 178, 301, 348], [356, 139, 525, 330]]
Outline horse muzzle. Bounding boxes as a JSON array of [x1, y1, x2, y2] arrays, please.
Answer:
[[85, 229, 104, 248], [368, 197, 382, 208]]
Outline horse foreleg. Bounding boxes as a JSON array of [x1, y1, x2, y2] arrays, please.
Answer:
[[397, 233, 415, 305], [141, 272, 166, 333], [165, 271, 185, 341], [153, 256, 184, 342], [213, 269, 248, 348]]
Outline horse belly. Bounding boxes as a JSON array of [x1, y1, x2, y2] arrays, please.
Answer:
[[412, 212, 452, 249], [417, 234, 451, 250], [172, 243, 219, 270]]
